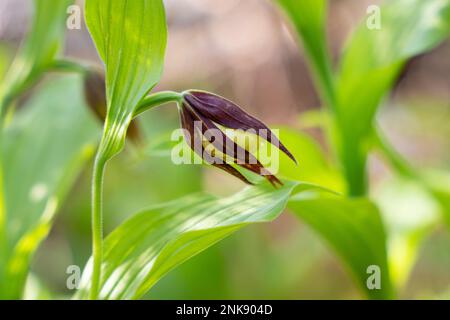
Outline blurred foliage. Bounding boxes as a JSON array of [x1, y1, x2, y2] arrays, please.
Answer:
[[335, 0, 450, 195], [0, 0, 71, 114], [0, 75, 98, 299]]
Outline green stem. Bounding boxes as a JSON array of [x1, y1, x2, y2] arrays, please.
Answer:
[[340, 135, 368, 196], [0, 135, 6, 298], [49, 59, 92, 75], [134, 91, 182, 118], [0, 96, 7, 296], [90, 153, 106, 300], [88, 92, 182, 299]]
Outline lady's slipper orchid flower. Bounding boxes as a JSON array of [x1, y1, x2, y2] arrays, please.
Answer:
[[178, 90, 297, 187], [84, 73, 296, 187]]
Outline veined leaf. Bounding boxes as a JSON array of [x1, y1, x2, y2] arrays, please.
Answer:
[[0, 0, 71, 113], [75, 181, 306, 300], [288, 196, 393, 299], [85, 0, 167, 158], [0, 75, 99, 299], [335, 0, 450, 194]]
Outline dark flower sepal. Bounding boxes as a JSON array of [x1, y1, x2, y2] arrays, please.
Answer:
[[179, 90, 297, 187]]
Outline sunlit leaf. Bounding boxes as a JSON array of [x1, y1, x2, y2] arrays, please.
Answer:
[[0, 75, 99, 299], [85, 0, 167, 158], [75, 181, 308, 299], [0, 0, 71, 112], [288, 195, 394, 299]]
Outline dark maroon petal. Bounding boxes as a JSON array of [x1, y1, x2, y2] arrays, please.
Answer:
[[180, 106, 231, 166], [179, 106, 211, 163], [187, 105, 283, 187], [180, 107, 252, 184], [184, 91, 297, 164], [180, 104, 283, 187]]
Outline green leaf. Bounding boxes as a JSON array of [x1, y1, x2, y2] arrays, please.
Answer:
[[288, 196, 393, 299], [75, 181, 308, 300], [85, 0, 167, 158], [0, 75, 99, 299], [0, 0, 71, 113], [276, 0, 335, 108], [335, 0, 450, 194], [277, 128, 345, 193]]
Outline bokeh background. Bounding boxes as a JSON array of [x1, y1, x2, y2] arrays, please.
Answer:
[[0, 0, 449, 299]]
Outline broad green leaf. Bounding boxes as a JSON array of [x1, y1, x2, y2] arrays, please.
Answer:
[[288, 196, 393, 299], [85, 0, 167, 158], [0, 75, 99, 299], [335, 0, 450, 193], [276, 0, 335, 108], [0, 0, 71, 113], [75, 181, 307, 300]]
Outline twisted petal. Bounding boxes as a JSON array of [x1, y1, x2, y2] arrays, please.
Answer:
[[181, 104, 283, 186], [186, 105, 283, 187], [184, 91, 297, 164], [179, 107, 254, 185]]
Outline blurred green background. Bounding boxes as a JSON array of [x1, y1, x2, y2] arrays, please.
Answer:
[[0, 0, 449, 299]]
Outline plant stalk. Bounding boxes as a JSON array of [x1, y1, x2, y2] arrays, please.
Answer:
[[90, 153, 106, 300], [88, 90, 184, 299], [88, 92, 182, 299], [134, 91, 182, 117], [50, 59, 92, 75]]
